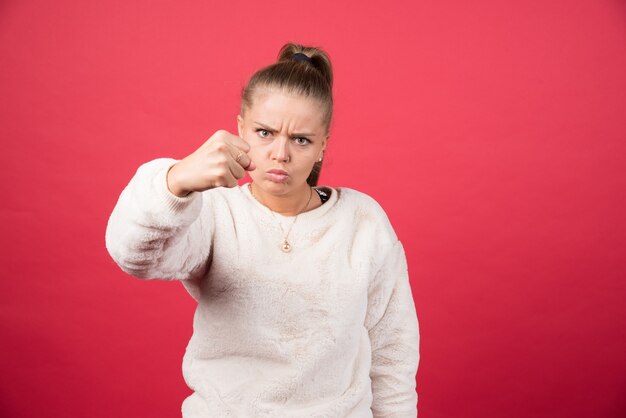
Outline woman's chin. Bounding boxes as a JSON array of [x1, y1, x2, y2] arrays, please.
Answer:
[[252, 177, 302, 196]]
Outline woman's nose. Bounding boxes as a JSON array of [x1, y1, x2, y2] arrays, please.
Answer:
[[272, 137, 290, 162]]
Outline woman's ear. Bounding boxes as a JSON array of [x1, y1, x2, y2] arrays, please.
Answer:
[[321, 134, 330, 152], [318, 136, 329, 162], [237, 115, 244, 138]]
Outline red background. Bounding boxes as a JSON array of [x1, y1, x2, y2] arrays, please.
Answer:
[[1, 0, 625, 417]]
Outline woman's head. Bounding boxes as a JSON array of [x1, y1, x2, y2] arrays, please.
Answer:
[[237, 43, 333, 190]]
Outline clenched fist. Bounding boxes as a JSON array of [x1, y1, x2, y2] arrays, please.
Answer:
[[166, 130, 256, 197]]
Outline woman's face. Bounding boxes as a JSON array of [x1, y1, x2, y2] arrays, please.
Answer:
[[237, 88, 329, 197]]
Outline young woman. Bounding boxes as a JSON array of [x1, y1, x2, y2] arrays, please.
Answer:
[[105, 42, 420, 417]]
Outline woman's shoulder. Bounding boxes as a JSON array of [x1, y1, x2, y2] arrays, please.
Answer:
[[332, 186, 387, 214], [327, 186, 400, 260], [329, 186, 398, 238]]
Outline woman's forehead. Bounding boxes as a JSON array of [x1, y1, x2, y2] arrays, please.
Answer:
[[251, 87, 322, 107], [246, 89, 325, 126]]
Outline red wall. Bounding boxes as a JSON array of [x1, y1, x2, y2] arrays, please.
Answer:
[[1, 1, 625, 417]]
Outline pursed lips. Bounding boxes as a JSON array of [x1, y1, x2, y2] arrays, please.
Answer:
[[266, 169, 289, 182]]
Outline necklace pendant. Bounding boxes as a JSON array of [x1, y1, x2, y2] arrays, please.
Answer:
[[281, 240, 292, 253]]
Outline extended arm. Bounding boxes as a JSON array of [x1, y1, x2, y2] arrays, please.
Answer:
[[105, 158, 213, 281]]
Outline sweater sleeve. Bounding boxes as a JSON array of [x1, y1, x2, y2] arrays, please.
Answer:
[[365, 240, 420, 417], [105, 158, 213, 281]]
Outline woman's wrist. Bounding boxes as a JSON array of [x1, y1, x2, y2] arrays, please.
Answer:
[[166, 163, 191, 197]]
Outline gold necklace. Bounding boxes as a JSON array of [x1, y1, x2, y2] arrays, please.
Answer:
[[248, 183, 313, 253]]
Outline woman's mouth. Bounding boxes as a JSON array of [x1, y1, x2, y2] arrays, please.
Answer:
[[266, 169, 289, 183]]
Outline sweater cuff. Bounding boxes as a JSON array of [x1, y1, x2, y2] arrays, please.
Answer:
[[152, 160, 200, 213]]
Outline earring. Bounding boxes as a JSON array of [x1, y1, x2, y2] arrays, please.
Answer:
[[318, 154, 323, 162]]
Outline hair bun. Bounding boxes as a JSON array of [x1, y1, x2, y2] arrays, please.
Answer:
[[291, 52, 313, 64], [277, 42, 333, 90]]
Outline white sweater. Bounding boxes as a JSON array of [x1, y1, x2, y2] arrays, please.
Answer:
[[105, 158, 420, 418]]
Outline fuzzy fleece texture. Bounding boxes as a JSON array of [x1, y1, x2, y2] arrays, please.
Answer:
[[105, 158, 420, 418]]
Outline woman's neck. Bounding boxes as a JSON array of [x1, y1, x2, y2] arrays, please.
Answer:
[[249, 183, 321, 216]]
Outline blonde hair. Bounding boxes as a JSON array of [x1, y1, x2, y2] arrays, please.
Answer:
[[240, 42, 334, 186]]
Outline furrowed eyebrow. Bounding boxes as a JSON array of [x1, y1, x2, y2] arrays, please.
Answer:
[[253, 121, 316, 137]]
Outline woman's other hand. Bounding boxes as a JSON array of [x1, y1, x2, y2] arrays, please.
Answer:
[[166, 130, 256, 197]]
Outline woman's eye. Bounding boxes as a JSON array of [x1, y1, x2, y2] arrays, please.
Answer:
[[256, 129, 270, 138], [294, 137, 310, 146]]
